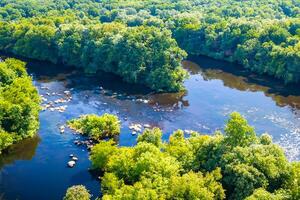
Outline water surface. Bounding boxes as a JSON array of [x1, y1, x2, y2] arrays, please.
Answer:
[[1, 56, 300, 200]]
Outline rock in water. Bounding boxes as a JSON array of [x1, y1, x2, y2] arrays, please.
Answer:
[[144, 124, 151, 128], [67, 161, 76, 168], [72, 156, 78, 161]]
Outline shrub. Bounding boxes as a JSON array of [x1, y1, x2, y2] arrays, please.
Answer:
[[137, 127, 163, 147], [67, 114, 120, 141], [63, 185, 91, 200]]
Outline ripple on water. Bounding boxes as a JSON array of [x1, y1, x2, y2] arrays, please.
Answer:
[[264, 113, 300, 161]]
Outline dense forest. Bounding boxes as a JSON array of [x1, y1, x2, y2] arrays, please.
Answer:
[[63, 112, 300, 200], [0, 58, 40, 153], [0, 0, 299, 91]]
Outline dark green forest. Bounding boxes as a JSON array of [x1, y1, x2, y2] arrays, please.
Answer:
[[0, 0, 299, 91]]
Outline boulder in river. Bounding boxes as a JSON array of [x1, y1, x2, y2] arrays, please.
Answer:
[[143, 124, 151, 128], [129, 124, 142, 132], [72, 156, 78, 161], [67, 160, 76, 168]]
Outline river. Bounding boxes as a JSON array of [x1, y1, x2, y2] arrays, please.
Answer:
[[1, 55, 300, 200]]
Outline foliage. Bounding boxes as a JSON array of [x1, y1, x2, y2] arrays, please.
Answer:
[[0, 58, 40, 153], [245, 188, 285, 200], [88, 112, 299, 200], [0, 129, 13, 151], [63, 185, 91, 200], [137, 127, 163, 147], [224, 112, 257, 147], [67, 114, 120, 141], [0, 16, 187, 92]]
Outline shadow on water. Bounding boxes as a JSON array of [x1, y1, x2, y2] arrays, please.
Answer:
[[0, 136, 40, 169], [186, 55, 300, 111], [26, 59, 152, 96]]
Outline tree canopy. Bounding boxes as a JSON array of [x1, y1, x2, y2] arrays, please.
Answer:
[[83, 112, 300, 200], [0, 58, 40, 153]]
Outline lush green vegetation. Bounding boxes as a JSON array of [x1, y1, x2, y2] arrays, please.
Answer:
[[84, 112, 299, 200], [63, 185, 91, 200], [0, 14, 187, 92], [67, 114, 120, 141], [0, 58, 40, 153], [0, 0, 299, 91]]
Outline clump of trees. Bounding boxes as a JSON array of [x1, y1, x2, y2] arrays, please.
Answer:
[[0, 15, 188, 92], [63, 185, 91, 200], [67, 114, 120, 141], [0, 58, 40, 153], [86, 112, 299, 200]]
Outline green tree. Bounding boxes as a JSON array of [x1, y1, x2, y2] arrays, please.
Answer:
[[63, 185, 91, 200]]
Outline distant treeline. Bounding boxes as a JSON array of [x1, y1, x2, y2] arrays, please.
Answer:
[[0, 0, 299, 90]]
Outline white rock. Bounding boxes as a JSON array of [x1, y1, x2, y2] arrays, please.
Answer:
[[72, 156, 78, 161], [64, 90, 71, 95], [129, 123, 142, 132], [144, 124, 151, 128], [67, 160, 76, 168]]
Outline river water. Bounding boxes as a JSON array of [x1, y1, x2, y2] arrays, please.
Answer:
[[0, 55, 300, 200]]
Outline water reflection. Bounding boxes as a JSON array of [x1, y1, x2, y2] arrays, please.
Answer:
[[184, 56, 300, 111], [0, 136, 40, 169]]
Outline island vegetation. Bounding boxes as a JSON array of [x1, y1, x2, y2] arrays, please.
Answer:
[[0, 0, 299, 91], [0, 58, 40, 153], [67, 114, 121, 142], [64, 112, 300, 200]]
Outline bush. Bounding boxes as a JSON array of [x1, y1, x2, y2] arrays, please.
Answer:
[[137, 127, 163, 147], [63, 185, 91, 200], [67, 114, 120, 141], [0, 129, 13, 153]]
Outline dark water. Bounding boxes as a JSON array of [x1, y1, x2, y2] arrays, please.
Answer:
[[1, 56, 300, 200]]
